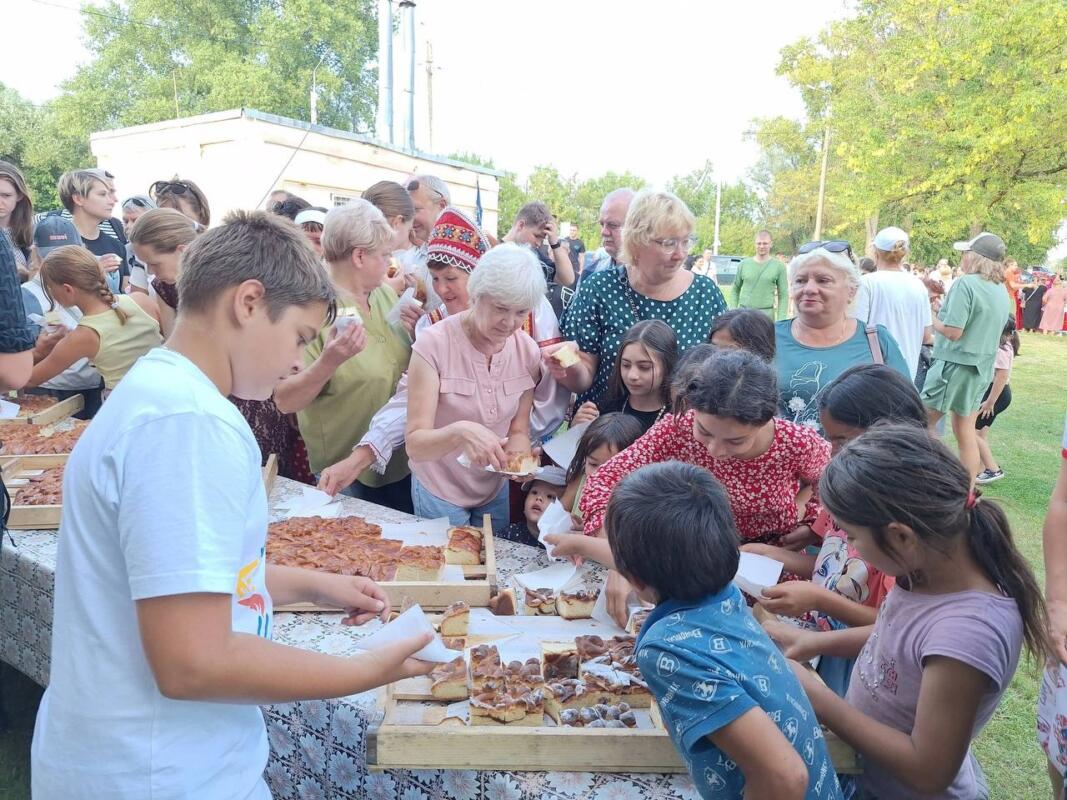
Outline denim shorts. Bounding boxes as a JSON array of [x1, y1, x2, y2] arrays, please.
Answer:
[[410, 475, 510, 532]]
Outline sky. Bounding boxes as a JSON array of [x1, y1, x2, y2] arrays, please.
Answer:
[[2, 0, 851, 186]]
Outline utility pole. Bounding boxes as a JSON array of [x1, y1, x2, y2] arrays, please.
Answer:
[[813, 122, 831, 240], [310, 52, 326, 126], [713, 179, 722, 256], [399, 0, 416, 151], [172, 72, 179, 118], [377, 0, 394, 143], [425, 40, 434, 152]]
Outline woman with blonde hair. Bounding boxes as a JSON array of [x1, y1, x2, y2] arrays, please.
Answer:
[[27, 245, 161, 394], [0, 160, 34, 270], [551, 189, 727, 406], [920, 232, 1013, 488], [129, 207, 203, 336]]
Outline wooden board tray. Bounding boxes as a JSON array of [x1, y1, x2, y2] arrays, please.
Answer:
[[368, 612, 859, 775], [1, 454, 68, 530], [0, 394, 83, 426], [274, 514, 497, 612]]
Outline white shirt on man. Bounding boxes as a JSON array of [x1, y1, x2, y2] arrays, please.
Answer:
[[32, 347, 273, 800], [855, 269, 932, 379]]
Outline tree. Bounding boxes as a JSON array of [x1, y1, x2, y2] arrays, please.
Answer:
[[49, 0, 378, 161], [775, 0, 1067, 261]]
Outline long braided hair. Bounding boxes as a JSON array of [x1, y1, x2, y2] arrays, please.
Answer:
[[40, 245, 130, 325]]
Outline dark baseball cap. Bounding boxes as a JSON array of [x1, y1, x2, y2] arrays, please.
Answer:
[[33, 215, 83, 258], [953, 232, 1006, 262]]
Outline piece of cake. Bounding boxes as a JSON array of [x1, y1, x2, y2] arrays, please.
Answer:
[[551, 343, 581, 368], [470, 689, 527, 725], [541, 642, 579, 681], [488, 587, 516, 616], [429, 656, 468, 700], [439, 601, 470, 637], [444, 526, 483, 565], [441, 636, 466, 651], [523, 587, 557, 616], [504, 452, 539, 475], [557, 587, 599, 620], [557, 701, 638, 728], [544, 678, 612, 722], [580, 661, 651, 708], [626, 608, 652, 635], [394, 545, 445, 581], [575, 634, 609, 663]]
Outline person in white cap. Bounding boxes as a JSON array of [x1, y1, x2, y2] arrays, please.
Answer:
[[919, 231, 1012, 488], [294, 207, 327, 258], [497, 465, 570, 549], [854, 226, 932, 381]]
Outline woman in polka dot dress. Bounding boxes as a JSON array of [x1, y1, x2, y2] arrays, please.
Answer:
[[581, 349, 830, 626], [548, 189, 727, 407]]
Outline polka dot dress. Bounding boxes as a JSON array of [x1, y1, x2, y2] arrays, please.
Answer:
[[561, 266, 728, 406]]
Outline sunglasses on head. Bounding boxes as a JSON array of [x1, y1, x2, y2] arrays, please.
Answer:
[[151, 180, 189, 196], [124, 197, 151, 209], [797, 240, 855, 261]]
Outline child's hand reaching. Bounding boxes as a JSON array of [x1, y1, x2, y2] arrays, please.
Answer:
[[542, 532, 587, 566], [761, 619, 821, 662], [353, 631, 438, 682], [315, 574, 392, 625], [760, 581, 823, 618], [571, 401, 600, 427]]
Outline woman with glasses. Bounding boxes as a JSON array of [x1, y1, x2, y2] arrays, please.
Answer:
[[149, 177, 211, 228], [775, 242, 909, 434], [551, 189, 727, 407]]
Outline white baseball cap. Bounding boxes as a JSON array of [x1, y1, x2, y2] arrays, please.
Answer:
[[872, 226, 909, 252]]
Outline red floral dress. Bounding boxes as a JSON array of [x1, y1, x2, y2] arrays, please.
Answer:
[[580, 412, 830, 544]]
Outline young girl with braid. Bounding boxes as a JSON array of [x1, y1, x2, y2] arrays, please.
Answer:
[[27, 245, 162, 395]]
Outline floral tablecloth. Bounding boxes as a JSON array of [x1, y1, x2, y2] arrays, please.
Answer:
[[0, 476, 697, 799]]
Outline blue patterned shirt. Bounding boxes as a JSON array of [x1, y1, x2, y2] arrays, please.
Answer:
[[636, 585, 843, 800]]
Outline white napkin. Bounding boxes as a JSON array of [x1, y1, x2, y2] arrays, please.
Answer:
[[733, 552, 784, 599], [590, 581, 645, 633], [333, 313, 363, 332], [0, 398, 19, 419], [379, 517, 452, 547], [535, 500, 574, 559], [542, 422, 590, 471], [355, 604, 462, 663], [276, 485, 337, 518], [513, 562, 580, 594], [456, 452, 543, 477], [385, 287, 423, 327]]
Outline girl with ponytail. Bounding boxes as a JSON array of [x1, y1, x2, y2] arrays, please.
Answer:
[[28, 245, 162, 395], [787, 422, 1047, 799]]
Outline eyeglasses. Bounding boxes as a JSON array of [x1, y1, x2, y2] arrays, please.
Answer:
[[84, 168, 115, 180], [797, 240, 855, 262], [151, 180, 190, 196], [652, 235, 697, 252]]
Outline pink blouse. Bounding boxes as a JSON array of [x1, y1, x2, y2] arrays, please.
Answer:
[[409, 313, 540, 507]]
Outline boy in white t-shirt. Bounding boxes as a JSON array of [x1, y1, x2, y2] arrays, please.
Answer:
[[32, 210, 435, 800], [854, 226, 932, 380]]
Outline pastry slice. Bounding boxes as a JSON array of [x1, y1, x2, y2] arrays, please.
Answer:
[[543, 678, 611, 723], [445, 526, 482, 565], [626, 608, 652, 635], [429, 656, 468, 701], [439, 601, 470, 637], [575, 634, 609, 663], [551, 343, 581, 368], [504, 452, 539, 475], [394, 545, 444, 581], [523, 587, 557, 616], [441, 636, 466, 651], [541, 641, 579, 681], [470, 690, 527, 725], [557, 587, 599, 620], [488, 587, 516, 616]]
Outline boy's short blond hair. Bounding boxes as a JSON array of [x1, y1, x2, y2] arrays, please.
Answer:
[[57, 170, 109, 213], [177, 210, 336, 321]]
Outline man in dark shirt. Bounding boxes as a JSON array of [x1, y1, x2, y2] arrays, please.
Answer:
[[562, 224, 585, 276]]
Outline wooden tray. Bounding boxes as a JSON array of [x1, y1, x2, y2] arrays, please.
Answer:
[[274, 514, 497, 612], [0, 394, 83, 426], [1, 454, 67, 529]]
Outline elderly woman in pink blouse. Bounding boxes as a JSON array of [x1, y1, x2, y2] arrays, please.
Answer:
[[405, 243, 546, 530]]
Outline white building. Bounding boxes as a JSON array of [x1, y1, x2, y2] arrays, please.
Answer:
[[90, 108, 501, 231]]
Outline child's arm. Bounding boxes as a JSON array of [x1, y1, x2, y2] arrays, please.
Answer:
[[708, 708, 809, 800], [760, 582, 878, 627], [792, 656, 990, 795], [763, 620, 873, 660], [137, 592, 435, 703], [978, 367, 1009, 420], [26, 327, 98, 387], [543, 532, 616, 569], [740, 543, 816, 577], [267, 565, 391, 625], [273, 324, 367, 414], [1044, 428, 1067, 664]]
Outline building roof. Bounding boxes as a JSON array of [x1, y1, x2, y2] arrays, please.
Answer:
[[90, 108, 504, 178]]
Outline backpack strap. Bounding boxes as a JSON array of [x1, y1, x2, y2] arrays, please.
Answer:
[[865, 324, 884, 365]]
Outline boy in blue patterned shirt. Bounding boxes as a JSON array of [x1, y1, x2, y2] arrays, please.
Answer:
[[607, 462, 843, 800]]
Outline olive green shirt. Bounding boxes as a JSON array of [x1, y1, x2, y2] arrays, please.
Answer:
[[732, 257, 789, 320], [297, 286, 412, 485]]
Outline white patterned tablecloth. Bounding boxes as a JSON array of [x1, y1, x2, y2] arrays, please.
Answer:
[[0, 476, 697, 800]]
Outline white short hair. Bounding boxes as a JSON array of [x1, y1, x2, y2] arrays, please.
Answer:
[[413, 174, 451, 206], [788, 248, 861, 291], [468, 243, 547, 311]]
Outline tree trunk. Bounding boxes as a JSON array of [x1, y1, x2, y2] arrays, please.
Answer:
[[864, 212, 880, 255]]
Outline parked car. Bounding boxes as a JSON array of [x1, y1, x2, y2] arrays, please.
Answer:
[[708, 255, 744, 286]]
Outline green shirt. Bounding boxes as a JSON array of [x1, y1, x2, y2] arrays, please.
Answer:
[[733, 257, 789, 319], [297, 286, 412, 484], [932, 274, 1012, 370]]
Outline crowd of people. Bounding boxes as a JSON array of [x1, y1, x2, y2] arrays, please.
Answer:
[[0, 155, 1065, 800]]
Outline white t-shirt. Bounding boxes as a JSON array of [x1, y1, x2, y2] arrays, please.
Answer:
[[32, 347, 273, 800], [855, 270, 932, 379]]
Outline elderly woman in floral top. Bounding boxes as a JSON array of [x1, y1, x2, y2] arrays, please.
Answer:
[[575, 349, 830, 626]]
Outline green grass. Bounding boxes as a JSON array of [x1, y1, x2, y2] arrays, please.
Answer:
[[0, 334, 1062, 798]]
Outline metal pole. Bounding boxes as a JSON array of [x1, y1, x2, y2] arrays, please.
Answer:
[[403, 1, 416, 150], [814, 123, 831, 240], [311, 52, 326, 126], [377, 0, 393, 141], [425, 40, 434, 152], [713, 178, 722, 256]]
